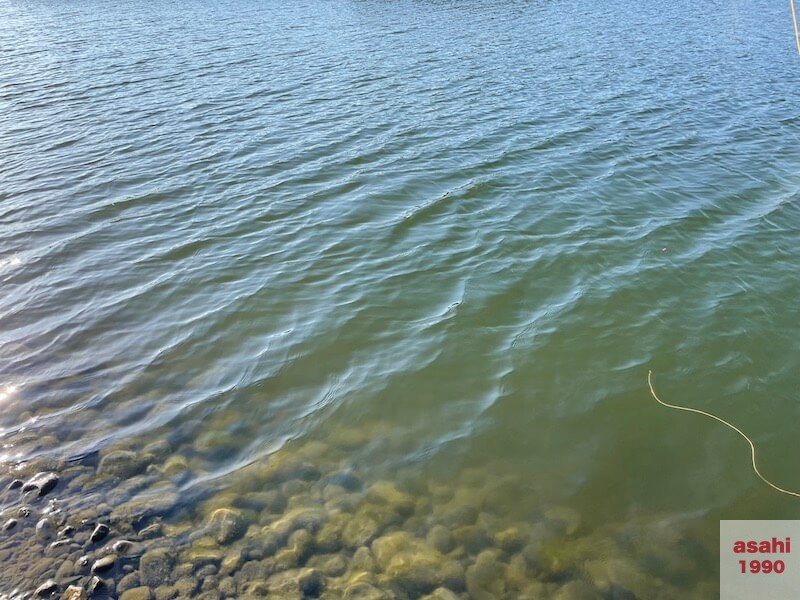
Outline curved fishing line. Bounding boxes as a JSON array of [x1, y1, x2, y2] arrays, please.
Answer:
[[792, 0, 800, 55], [647, 370, 800, 498]]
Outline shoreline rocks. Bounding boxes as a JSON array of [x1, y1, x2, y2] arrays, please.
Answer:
[[0, 436, 718, 600]]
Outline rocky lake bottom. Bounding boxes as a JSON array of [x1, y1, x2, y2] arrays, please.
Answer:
[[0, 422, 719, 600]]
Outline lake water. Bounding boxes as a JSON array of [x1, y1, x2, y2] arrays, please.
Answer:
[[2, 0, 800, 597]]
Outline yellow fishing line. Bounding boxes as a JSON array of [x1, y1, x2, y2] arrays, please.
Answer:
[[647, 370, 800, 498], [791, 0, 800, 55]]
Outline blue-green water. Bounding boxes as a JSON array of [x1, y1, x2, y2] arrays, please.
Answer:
[[2, 0, 800, 597]]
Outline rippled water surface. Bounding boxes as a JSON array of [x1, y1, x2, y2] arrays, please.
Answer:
[[2, 0, 800, 597]]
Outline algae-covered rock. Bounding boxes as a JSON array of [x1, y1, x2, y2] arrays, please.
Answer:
[[539, 536, 619, 579], [139, 548, 176, 587], [544, 506, 582, 537], [255, 455, 321, 487], [343, 581, 390, 600], [99, 450, 149, 478], [271, 507, 327, 539], [114, 485, 179, 528], [372, 532, 465, 594], [238, 490, 286, 514], [506, 553, 532, 589], [495, 525, 530, 554], [220, 549, 243, 575], [119, 587, 153, 600], [426, 525, 455, 555], [437, 504, 478, 528], [315, 511, 348, 552], [173, 576, 198, 596], [118, 572, 141, 593], [420, 588, 461, 600], [243, 527, 282, 560], [183, 545, 224, 568], [326, 470, 362, 492], [584, 558, 663, 599], [307, 552, 348, 577], [274, 528, 315, 569], [367, 481, 415, 517], [351, 546, 378, 573], [552, 580, 604, 600], [194, 431, 238, 459], [265, 567, 323, 598], [207, 508, 246, 545], [342, 515, 381, 549], [465, 549, 506, 600], [161, 456, 189, 479], [452, 524, 491, 555]]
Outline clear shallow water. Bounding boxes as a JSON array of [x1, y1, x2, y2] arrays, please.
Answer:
[[2, 0, 800, 596]]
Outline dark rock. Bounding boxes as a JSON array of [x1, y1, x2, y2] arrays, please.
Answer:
[[59, 525, 76, 538], [118, 572, 141, 592], [8, 478, 23, 490], [91, 554, 117, 574], [3, 518, 18, 531], [90, 523, 110, 543], [87, 576, 106, 596], [34, 579, 58, 597], [23, 472, 60, 496]]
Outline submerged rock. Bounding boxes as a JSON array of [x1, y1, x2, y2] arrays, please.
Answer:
[[207, 508, 246, 545], [3, 517, 18, 531], [265, 567, 322, 597], [87, 576, 106, 596], [119, 587, 153, 600], [91, 554, 117, 574], [98, 451, 149, 479], [90, 523, 110, 543], [139, 548, 176, 587], [61, 585, 87, 600], [343, 581, 390, 600], [367, 481, 415, 517], [372, 532, 465, 594], [22, 472, 60, 497], [34, 580, 58, 597], [421, 588, 461, 600], [465, 549, 506, 600]]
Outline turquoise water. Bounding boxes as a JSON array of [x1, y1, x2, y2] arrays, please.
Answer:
[[2, 0, 800, 597]]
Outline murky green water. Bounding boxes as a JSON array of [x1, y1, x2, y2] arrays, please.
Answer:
[[2, 0, 800, 597]]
